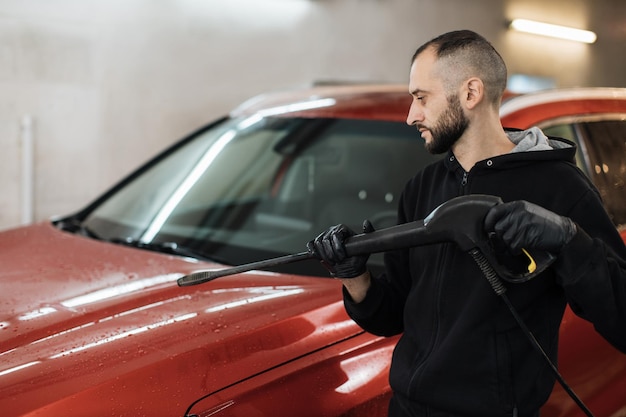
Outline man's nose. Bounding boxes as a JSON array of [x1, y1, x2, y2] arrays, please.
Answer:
[[406, 102, 424, 126]]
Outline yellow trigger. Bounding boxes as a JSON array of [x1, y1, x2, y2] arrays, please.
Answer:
[[522, 248, 537, 273]]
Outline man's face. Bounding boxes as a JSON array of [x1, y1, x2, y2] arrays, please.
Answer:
[[407, 48, 469, 154]]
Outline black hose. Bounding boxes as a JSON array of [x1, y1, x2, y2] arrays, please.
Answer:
[[469, 249, 595, 417]]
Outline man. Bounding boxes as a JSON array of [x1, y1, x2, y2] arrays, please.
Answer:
[[308, 30, 626, 417]]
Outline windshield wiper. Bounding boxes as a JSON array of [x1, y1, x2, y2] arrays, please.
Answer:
[[54, 218, 105, 240], [57, 218, 226, 263], [109, 237, 216, 262]]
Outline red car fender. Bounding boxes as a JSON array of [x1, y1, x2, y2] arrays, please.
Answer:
[[186, 333, 398, 417]]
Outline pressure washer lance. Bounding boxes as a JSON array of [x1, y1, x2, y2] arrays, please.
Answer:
[[177, 194, 594, 417], [178, 195, 552, 286]]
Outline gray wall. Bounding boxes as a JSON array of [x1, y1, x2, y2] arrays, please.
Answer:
[[1, 0, 624, 230]]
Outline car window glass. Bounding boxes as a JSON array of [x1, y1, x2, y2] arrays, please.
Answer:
[[544, 119, 626, 229], [576, 120, 626, 228], [85, 118, 293, 240], [83, 117, 436, 276]]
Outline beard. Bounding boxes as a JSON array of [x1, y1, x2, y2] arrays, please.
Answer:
[[421, 95, 469, 155]]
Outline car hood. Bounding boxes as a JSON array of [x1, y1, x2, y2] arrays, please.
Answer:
[[0, 223, 359, 416]]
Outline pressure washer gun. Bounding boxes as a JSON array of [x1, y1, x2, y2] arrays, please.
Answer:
[[177, 194, 555, 288]]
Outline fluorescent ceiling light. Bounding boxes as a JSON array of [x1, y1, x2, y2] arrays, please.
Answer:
[[509, 19, 597, 44]]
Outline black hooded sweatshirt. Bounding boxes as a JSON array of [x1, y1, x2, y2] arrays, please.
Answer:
[[344, 131, 626, 417]]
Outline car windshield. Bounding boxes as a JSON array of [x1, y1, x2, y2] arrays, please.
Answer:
[[78, 115, 438, 276]]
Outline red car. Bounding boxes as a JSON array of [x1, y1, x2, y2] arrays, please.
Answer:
[[1, 85, 625, 417]]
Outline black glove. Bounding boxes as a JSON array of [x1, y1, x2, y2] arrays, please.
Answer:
[[484, 200, 577, 253], [307, 220, 375, 278]]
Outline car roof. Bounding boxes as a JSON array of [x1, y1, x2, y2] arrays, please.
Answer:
[[500, 87, 626, 128], [230, 84, 411, 122], [230, 84, 626, 128]]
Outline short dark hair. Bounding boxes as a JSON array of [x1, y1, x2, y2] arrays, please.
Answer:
[[411, 30, 508, 106]]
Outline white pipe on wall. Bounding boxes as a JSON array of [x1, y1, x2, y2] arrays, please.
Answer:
[[20, 115, 34, 225]]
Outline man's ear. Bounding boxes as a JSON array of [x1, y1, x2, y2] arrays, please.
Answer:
[[464, 78, 484, 110]]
